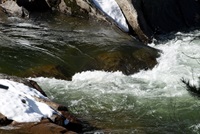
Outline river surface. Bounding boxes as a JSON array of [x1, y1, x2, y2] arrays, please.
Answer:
[[1, 12, 200, 133]]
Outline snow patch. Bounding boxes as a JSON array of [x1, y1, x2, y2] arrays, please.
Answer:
[[92, 0, 129, 32], [0, 79, 54, 123]]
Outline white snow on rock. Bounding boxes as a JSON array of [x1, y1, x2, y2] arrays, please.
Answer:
[[0, 79, 54, 123], [92, 0, 129, 32]]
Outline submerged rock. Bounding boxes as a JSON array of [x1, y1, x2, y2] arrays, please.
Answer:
[[84, 45, 159, 75], [19, 42, 159, 79], [0, 74, 83, 133], [22, 65, 72, 80]]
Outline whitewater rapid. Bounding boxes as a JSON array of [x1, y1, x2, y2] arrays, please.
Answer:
[[31, 30, 200, 133], [1, 6, 199, 132], [33, 30, 200, 98]]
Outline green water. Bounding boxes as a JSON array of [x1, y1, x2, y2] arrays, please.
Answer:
[[0, 12, 137, 77], [1, 12, 200, 133]]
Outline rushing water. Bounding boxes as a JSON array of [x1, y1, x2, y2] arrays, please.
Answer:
[[1, 12, 200, 133]]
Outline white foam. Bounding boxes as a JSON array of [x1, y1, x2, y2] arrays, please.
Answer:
[[33, 31, 200, 99], [190, 123, 200, 133], [29, 31, 200, 133], [130, 32, 200, 97], [0, 79, 54, 122], [92, 0, 129, 32]]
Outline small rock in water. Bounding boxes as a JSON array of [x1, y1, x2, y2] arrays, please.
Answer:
[[0, 84, 8, 90], [21, 99, 26, 104]]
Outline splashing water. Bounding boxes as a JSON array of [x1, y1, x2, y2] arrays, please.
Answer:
[[1, 11, 200, 133], [32, 30, 200, 133]]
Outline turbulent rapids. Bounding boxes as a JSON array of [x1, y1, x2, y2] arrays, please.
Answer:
[[0, 13, 200, 134], [0, 0, 200, 133], [32, 30, 200, 133]]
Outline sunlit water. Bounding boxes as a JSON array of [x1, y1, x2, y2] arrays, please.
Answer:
[[0, 13, 200, 133]]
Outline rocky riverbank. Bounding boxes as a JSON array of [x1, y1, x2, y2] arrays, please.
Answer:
[[0, 74, 84, 134], [0, 0, 199, 79], [1, 0, 200, 43], [0, 1, 200, 133]]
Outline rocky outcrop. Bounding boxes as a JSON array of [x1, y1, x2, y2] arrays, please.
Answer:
[[16, 119, 77, 134], [0, 113, 12, 126], [54, 0, 200, 42], [0, 6, 7, 20], [115, 0, 150, 43], [133, 0, 200, 36], [0, 0, 28, 17], [1, 0, 200, 43], [0, 74, 83, 133], [2, 0, 200, 41]]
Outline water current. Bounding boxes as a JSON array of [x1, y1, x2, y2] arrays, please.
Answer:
[[0, 12, 200, 133]]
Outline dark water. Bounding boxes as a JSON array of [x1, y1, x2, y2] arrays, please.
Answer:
[[1, 12, 200, 134], [0, 12, 136, 77]]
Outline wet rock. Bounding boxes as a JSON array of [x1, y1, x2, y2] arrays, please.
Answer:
[[56, 40, 159, 77], [0, 7, 8, 20], [30, 96, 83, 133], [0, 73, 37, 88], [84, 45, 159, 75], [16, 42, 159, 79], [22, 65, 72, 80], [58, 0, 89, 17], [13, 119, 77, 134], [115, 0, 150, 43], [57, 0, 108, 24], [29, 80, 48, 97], [0, 113, 13, 126]]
